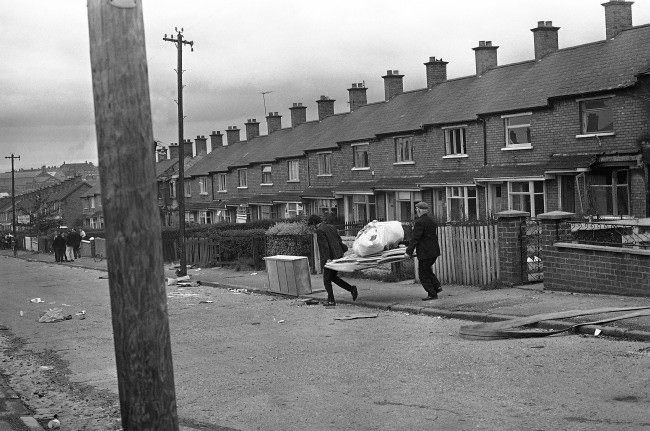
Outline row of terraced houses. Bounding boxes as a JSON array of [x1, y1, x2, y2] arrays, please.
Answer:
[[160, 2, 649, 227]]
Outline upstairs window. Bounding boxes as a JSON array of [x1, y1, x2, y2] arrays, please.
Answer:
[[237, 169, 247, 188], [184, 181, 191, 197], [169, 180, 176, 198], [217, 174, 227, 192], [288, 160, 300, 182], [317, 152, 332, 175], [503, 113, 532, 148], [261, 165, 272, 185], [199, 177, 208, 195], [394, 137, 413, 163], [352, 144, 369, 169], [444, 127, 466, 155], [580, 97, 613, 134]]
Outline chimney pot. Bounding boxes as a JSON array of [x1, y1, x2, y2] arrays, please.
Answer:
[[473, 40, 499, 76], [289, 102, 307, 128], [266, 112, 282, 134], [210, 130, 224, 148], [531, 20, 560, 60], [602, 0, 634, 39], [382, 68, 405, 101], [348, 82, 368, 111], [194, 135, 208, 156], [316, 95, 336, 120], [245, 118, 260, 141], [424, 56, 448, 88], [225, 126, 240, 145]]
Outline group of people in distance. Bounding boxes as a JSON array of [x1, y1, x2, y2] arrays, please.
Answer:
[[308, 200, 441, 306], [53, 228, 85, 263]]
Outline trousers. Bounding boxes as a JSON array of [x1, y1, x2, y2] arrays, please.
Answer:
[[323, 267, 354, 301], [418, 257, 440, 296]]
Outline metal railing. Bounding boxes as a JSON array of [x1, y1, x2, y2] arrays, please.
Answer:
[[568, 221, 650, 250]]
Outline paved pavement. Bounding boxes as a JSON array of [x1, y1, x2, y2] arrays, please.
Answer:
[[2, 249, 649, 342], [0, 373, 42, 431]]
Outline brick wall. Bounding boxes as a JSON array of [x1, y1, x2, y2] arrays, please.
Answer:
[[545, 246, 650, 297]]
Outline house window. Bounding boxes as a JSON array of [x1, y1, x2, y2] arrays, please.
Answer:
[[285, 202, 303, 218], [288, 160, 300, 182], [184, 181, 191, 197], [394, 137, 413, 163], [392, 191, 422, 221], [199, 211, 212, 224], [260, 205, 271, 220], [580, 97, 613, 134], [83, 198, 89, 210], [169, 180, 177, 198], [508, 181, 545, 217], [446, 186, 478, 221], [217, 174, 227, 192], [444, 128, 466, 155], [352, 144, 370, 169], [237, 169, 247, 188], [315, 199, 337, 217], [588, 169, 629, 216], [90, 197, 96, 209], [351, 194, 376, 222], [261, 165, 272, 185], [504, 113, 532, 147], [199, 178, 208, 195], [317, 152, 332, 175]]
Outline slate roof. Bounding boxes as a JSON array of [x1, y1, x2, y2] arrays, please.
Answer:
[[184, 24, 650, 177], [545, 153, 598, 172], [80, 182, 102, 198], [301, 188, 336, 199], [419, 170, 480, 186], [474, 165, 547, 181]]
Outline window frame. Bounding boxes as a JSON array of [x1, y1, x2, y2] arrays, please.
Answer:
[[502, 112, 533, 150], [237, 169, 248, 189], [393, 136, 414, 164], [351, 143, 370, 170], [216, 173, 227, 192], [261, 165, 273, 185], [317, 152, 332, 176], [507, 180, 546, 217], [442, 126, 468, 157], [287, 160, 300, 182], [445, 186, 479, 221], [198, 177, 208, 195], [588, 168, 630, 216], [577, 95, 614, 137], [184, 180, 191, 197]]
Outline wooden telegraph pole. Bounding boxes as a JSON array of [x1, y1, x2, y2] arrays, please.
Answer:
[[4, 153, 20, 256], [87, 1, 178, 429], [163, 29, 193, 277]]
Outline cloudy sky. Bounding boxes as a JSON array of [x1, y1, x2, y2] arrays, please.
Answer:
[[1, 0, 649, 173]]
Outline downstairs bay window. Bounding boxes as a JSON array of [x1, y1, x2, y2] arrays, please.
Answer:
[[508, 181, 545, 217], [446, 186, 478, 221]]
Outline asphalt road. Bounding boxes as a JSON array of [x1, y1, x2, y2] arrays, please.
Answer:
[[0, 255, 649, 431]]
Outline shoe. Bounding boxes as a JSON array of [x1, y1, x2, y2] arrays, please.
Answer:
[[351, 286, 358, 301], [435, 286, 443, 293], [323, 300, 336, 307], [422, 295, 438, 301]]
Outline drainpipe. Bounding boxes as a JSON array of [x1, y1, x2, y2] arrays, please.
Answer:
[[480, 116, 488, 166]]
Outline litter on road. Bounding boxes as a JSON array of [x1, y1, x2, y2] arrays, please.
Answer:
[[199, 300, 214, 304], [30, 298, 45, 303], [39, 308, 73, 323]]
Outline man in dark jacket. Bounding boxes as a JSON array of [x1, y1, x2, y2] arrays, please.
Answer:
[[308, 214, 358, 306], [53, 231, 66, 262], [406, 201, 442, 300]]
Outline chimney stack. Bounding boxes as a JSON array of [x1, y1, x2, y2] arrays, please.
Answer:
[[531, 21, 560, 60], [169, 143, 179, 160], [289, 103, 307, 128], [316, 95, 335, 120], [602, 0, 633, 39], [210, 130, 223, 148], [245, 119, 260, 141], [382, 70, 404, 101], [424, 57, 448, 88], [195, 135, 208, 156], [157, 147, 168, 161], [472, 41, 499, 76], [266, 112, 282, 134], [183, 139, 193, 158], [348, 82, 368, 111], [225, 126, 240, 145]]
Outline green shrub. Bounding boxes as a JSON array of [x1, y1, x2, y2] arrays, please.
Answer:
[[265, 221, 310, 236]]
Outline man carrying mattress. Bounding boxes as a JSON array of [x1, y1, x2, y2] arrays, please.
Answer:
[[308, 214, 358, 306], [406, 201, 442, 301]]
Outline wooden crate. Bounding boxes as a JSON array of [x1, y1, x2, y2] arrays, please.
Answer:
[[265, 255, 312, 296]]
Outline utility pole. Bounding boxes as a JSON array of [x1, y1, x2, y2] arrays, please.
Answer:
[[260, 90, 273, 116], [4, 153, 20, 256], [163, 28, 193, 277], [87, 1, 178, 429]]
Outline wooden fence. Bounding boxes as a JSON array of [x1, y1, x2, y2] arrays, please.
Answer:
[[424, 223, 499, 286]]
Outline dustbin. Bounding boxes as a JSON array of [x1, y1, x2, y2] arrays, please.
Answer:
[[264, 255, 312, 296]]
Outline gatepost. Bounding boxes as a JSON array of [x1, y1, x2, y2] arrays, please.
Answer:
[[537, 211, 575, 253], [496, 210, 529, 285]]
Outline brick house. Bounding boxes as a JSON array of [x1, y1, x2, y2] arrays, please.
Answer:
[[172, 1, 650, 225], [80, 182, 104, 229]]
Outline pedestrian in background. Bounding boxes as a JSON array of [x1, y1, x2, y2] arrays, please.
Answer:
[[65, 229, 75, 262], [53, 231, 66, 262], [406, 201, 442, 300], [72, 228, 83, 259], [308, 214, 358, 306]]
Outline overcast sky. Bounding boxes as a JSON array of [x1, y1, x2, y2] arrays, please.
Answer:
[[1, 0, 649, 173]]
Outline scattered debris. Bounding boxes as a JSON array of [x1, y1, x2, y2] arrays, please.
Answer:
[[277, 320, 285, 324], [38, 308, 72, 323], [594, 328, 602, 336], [334, 313, 379, 321], [177, 281, 201, 287], [228, 288, 249, 294], [39, 366, 54, 371], [251, 322, 261, 325], [250, 272, 258, 276], [199, 300, 213, 304], [30, 297, 45, 303], [47, 414, 61, 429], [304, 298, 320, 305], [75, 310, 86, 320], [98, 275, 108, 279], [19, 310, 23, 316]]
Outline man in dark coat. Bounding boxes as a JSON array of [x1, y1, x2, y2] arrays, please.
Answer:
[[71, 228, 83, 259], [308, 214, 358, 306], [406, 201, 442, 300], [53, 231, 66, 263]]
